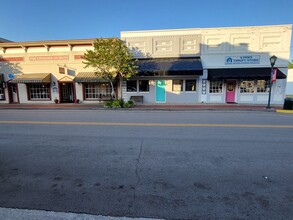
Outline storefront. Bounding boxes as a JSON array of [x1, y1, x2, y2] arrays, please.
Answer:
[[121, 24, 292, 105], [74, 72, 116, 102], [123, 57, 203, 103], [0, 24, 292, 105]]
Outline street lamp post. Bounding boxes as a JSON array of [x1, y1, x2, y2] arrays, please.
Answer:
[[266, 55, 277, 109]]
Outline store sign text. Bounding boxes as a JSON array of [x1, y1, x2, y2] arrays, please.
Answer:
[[225, 55, 260, 65], [29, 55, 69, 61]]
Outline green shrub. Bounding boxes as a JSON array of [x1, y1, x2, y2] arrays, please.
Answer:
[[104, 101, 113, 108], [124, 102, 130, 108], [127, 100, 134, 107], [112, 100, 121, 108], [119, 98, 125, 108]]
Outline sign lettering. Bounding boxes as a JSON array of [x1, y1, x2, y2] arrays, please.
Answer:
[[29, 55, 69, 61], [225, 55, 260, 65], [0, 57, 24, 62]]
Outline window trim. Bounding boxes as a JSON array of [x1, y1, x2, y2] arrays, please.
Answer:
[[172, 79, 183, 92], [126, 80, 138, 93], [83, 82, 113, 100], [239, 79, 255, 94], [27, 83, 51, 101], [138, 80, 150, 93], [256, 79, 269, 93], [185, 79, 197, 93], [209, 80, 223, 94]]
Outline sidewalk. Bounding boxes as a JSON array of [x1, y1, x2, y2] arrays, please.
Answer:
[[0, 103, 285, 111]]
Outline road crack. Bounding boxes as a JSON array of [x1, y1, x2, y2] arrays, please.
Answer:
[[129, 140, 143, 215]]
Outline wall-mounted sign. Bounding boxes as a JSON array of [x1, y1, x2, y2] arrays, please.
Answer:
[[74, 55, 84, 60], [29, 55, 69, 61], [8, 74, 15, 79], [225, 55, 260, 65], [0, 57, 24, 62], [59, 67, 65, 74]]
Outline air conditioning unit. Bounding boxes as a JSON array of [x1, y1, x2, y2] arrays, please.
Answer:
[[0, 94, 4, 100]]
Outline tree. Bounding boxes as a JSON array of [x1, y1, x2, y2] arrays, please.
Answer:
[[83, 38, 138, 98], [289, 60, 293, 69]]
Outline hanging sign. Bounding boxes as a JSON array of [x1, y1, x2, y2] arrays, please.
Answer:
[[272, 68, 277, 82], [225, 55, 260, 65]]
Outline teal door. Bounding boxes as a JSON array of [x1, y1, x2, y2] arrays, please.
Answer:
[[156, 80, 166, 102]]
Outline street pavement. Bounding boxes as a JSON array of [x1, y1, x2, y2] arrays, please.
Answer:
[[0, 110, 293, 219]]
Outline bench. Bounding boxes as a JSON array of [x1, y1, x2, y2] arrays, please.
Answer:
[[130, 96, 143, 104]]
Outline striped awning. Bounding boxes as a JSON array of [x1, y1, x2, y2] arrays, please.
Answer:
[[74, 72, 110, 83], [12, 73, 51, 83]]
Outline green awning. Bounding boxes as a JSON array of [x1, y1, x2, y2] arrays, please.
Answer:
[[12, 73, 51, 83]]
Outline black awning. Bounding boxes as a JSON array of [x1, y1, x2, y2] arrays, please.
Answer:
[[208, 68, 287, 80], [136, 57, 203, 76]]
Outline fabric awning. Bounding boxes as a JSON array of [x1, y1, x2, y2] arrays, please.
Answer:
[[74, 72, 110, 83], [12, 73, 51, 83], [136, 57, 203, 76], [208, 68, 287, 80]]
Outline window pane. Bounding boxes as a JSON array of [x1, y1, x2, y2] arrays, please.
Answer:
[[139, 80, 149, 92], [85, 83, 112, 99], [28, 84, 50, 100], [172, 80, 183, 91], [257, 80, 269, 93], [185, 80, 196, 91], [127, 80, 137, 92], [240, 80, 255, 93], [209, 80, 223, 93]]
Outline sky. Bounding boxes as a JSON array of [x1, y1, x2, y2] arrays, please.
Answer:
[[1, 0, 292, 59]]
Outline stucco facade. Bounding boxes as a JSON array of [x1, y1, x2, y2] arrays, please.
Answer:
[[0, 39, 119, 104]]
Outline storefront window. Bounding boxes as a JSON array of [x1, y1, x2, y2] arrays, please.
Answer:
[[0, 87, 4, 100], [139, 80, 149, 92], [28, 84, 50, 100], [185, 80, 197, 92], [257, 80, 269, 93], [209, 80, 223, 93], [127, 80, 137, 92], [240, 80, 255, 93], [85, 83, 112, 99], [172, 80, 183, 91]]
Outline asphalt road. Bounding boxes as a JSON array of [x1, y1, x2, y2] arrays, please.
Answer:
[[0, 110, 293, 219]]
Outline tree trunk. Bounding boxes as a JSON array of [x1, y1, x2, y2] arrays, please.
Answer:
[[109, 80, 115, 99]]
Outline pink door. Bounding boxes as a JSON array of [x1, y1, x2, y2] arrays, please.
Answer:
[[226, 81, 236, 103]]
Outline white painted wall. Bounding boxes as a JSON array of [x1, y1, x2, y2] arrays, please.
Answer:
[[286, 69, 293, 95]]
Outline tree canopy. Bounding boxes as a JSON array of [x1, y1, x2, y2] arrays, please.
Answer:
[[83, 38, 137, 80]]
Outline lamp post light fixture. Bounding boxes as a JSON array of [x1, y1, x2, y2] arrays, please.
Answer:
[[266, 55, 277, 109]]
